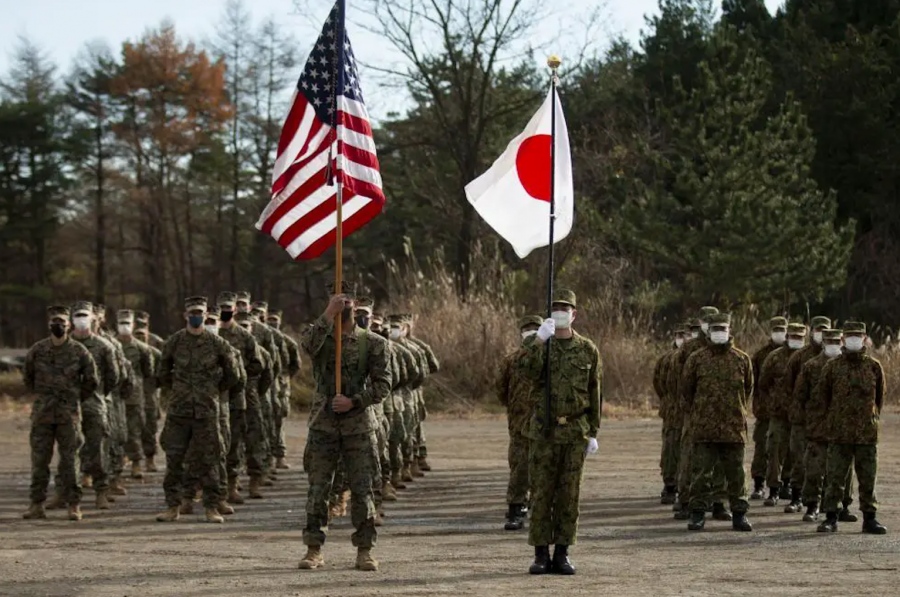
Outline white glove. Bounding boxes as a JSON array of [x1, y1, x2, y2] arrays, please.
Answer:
[[536, 318, 555, 342], [585, 437, 599, 456]]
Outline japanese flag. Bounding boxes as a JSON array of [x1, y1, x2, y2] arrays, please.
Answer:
[[465, 88, 573, 259]]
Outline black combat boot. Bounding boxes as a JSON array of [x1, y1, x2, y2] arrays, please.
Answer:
[[764, 487, 779, 507], [838, 502, 858, 522], [750, 477, 766, 500], [504, 504, 524, 531], [687, 510, 706, 531], [784, 486, 803, 513], [862, 512, 887, 535], [712, 502, 733, 521], [660, 486, 677, 505], [802, 502, 819, 522], [529, 546, 551, 574], [732, 512, 753, 532], [817, 511, 838, 533], [779, 481, 792, 500], [674, 504, 690, 520], [552, 544, 576, 575]]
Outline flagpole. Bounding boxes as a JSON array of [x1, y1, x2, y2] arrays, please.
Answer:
[[333, 0, 348, 396], [543, 54, 560, 438]]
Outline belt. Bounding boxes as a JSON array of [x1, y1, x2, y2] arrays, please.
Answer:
[[555, 411, 588, 426]]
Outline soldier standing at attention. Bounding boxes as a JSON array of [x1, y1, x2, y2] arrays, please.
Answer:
[[116, 310, 154, 480], [748, 316, 787, 499], [266, 308, 302, 470], [133, 320, 162, 472], [23, 306, 99, 521], [681, 313, 754, 531], [155, 296, 241, 524], [297, 285, 391, 572], [497, 314, 542, 531], [654, 326, 685, 505], [405, 315, 440, 473], [524, 289, 601, 576], [816, 322, 887, 534]]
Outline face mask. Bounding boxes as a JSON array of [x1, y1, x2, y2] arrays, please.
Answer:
[[787, 338, 804, 350], [691, 331, 699, 339], [390, 328, 401, 340], [813, 331, 823, 345], [50, 322, 67, 338], [118, 324, 133, 336], [844, 337, 864, 352], [187, 315, 204, 329], [521, 330, 537, 340], [551, 310, 573, 330], [356, 315, 370, 329], [771, 331, 786, 345], [204, 324, 219, 335], [701, 322, 710, 334], [73, 316, 91, 331], [220, 310, 234, 322], [824, 344, 842, 358], [675, 337, 684, 348], [709, 330, 729, 345]]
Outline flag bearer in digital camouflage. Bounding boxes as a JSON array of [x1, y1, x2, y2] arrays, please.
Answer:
[[654, 325, 686, 505], [749, 316, 787, 499], [23, 306, 99, 522], [816, 322, 887, 535], [523, 289, 601, 576]]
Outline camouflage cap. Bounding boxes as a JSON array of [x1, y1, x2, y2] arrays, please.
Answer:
[[787, 323, 808, 336], [71, 300, 94, 317], [687, 319, 701, 330], [117, 309, 134, 323], [823, 329, 843, 341], [251, 300, 268, 312], [387, 314, 403, 325], [234, 311, 254, 323], [371, 312, 385, 324], [325, 280, 357, 298], [519, 315, 543, 329], [184, 296, 208, 311], [134, 320, 149, 331], [47, 305, 70, 320], [399, 313, 414, 324], [769, 316, 788, 329], [205, 307, 220, 320], [708, 313, 731, 326], [699, 306, 720, 322], [235, 291, 252, 303], [217, 291, 237, 307], [135, 310, 150, 323], [552, 289, 577, 308], [267, 310, 283, 321], [844, 321, 866, 334], [811, 316, 832, 330], [93, 304, 106, 317], [356, 296, 375, 313]]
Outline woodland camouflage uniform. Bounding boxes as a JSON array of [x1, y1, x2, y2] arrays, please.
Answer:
[[748, 316, 787, 496]]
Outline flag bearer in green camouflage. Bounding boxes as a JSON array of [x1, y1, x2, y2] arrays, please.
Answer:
[[654, 326, 685, 505], [759, 322, 807, 506], [116, 309, 154, 480], [297, 283, 391, 572], [497, 314, 542, 531], [523, 290, 601, 576], [681, 313, 754, 532], [749, 316, 787, 499], [155, 296, 241, 524], [266, 308, 302, 470], [23, 306, 99, 522], [133, 320, 162, 472], [816, 322, 887, 534]]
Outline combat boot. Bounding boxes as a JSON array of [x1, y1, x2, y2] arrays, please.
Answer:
[[374, 510, 384, 526], [383, 480, 398, 502], [802, 502, 819, 522], [248, 475, 264, 499], [712, 503, 733, 521], [862, 512, 887, 535], [763, 488, 779, 507], [179, 498, 194, 515], [779, 481, 791, 500], [784, 487, 802, 513], [145, 456, 158, 472], [81, 474, 93, 489], [297, 546, 325, 570], [391, 471, 407, 490], [263, 475, 275, 487], [95, 489, 111, 510], [217, 500, 235, 516], [817, 511, 838, 532], [552, 544, 576, 575], [504, 504, 525, 531], [227, 478, 245, 504], [109, 477, 127, 496], [205, 507, 225, 523], [130, 461, 144, 480], [276, 457, 290, 470], [732, 512, 752, 531], [68, 504, 83, 521], [750, 477, 765, 500], [529, 546, 551, 574], [839, 507, 858, 522], [674, 504, 690, 520], [660, 486, 677, 505], [402, 464, 414, 483], [410, 459, 424, 477], [22, 502, 46, 520], [156, 505, 180, 522], [418, 456, 431, 472], [687, 510, 706, 531], [45, 489, 66, 510]]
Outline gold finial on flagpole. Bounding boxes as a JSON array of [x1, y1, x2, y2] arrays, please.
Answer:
[[547, 55, 561, 70]]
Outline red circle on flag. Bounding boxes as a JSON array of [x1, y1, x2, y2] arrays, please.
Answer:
[[515, 134, 552, 202]]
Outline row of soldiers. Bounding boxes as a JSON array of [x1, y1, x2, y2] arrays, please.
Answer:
[[654, 308, 887, 534]]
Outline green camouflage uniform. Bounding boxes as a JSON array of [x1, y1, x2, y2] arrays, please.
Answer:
[[407, 332, 439, 459], [246, 303, 281, 472], [118, 315, 155, 468], [750, 335, 783, 480], [135, 313, 163, 460], [785, 339, 823, 489], [759, 338, 803, 491], [390, 336, 419, 477], [654, 345, 679, 488]]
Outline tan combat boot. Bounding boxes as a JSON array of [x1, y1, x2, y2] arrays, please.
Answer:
[[45, 489, 66, 510], [263, 474, 276, 487], [418, 456, 432, 472], [81, 474, 93, 488], [374, 510, 384, 527], [205, 507, 225, 523], [156, 505, 180, 522], [109, 477, 127, 496], [131, 461, 144, 480], [68, 504, 83, 521], [402, 464, 414, 483], [248, 475, 264, 499], [95, 489, 111, 510], [179, 498, 194, 515], [410, 459, 424, 478], [227, 478, 245, 504], [144, 456, 158, 472], [22, 502, 46, 520], [217, 500, 235, 516], [275, 457, 290, 470], [297, 546, 325, 569], [355, 548, 378, 571], [383, 480, 398, 501], [391, 471, 407, 490]]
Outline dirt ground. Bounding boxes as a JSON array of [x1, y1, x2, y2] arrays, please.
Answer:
[[0, 411, 898, 597]]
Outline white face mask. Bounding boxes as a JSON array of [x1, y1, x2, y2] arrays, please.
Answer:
[[521, 330, 537, 340], [787, 338, 804, 350], [771, 331, 786, 345], [844, 336, 865, 352], [675, 337, 684, 348], [813, 331, 823, 345], [551, 310, 573, 330], [118, 323, 133, 336], [73, 316, 91, 331], [204, 324, 219, 335], [389, 328, 401, 341], [701, 322, 710, 334], [691, 331, 700, 340], [824, 344, 842, 358], [710, 330, 729, 345]]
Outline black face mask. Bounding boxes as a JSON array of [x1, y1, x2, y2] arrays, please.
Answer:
[[50, 323, 67, 338], [220, 310, 234, 322], [355, 315, 370, 329]]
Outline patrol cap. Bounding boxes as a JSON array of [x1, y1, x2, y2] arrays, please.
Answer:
[[217, 291, 237, 307], [708, 313, 731, 327], [134, 320, 149, 331], [117, 309, 134, 323], [325, 281, 356, 298], [387, 314, 403, 326], [787, 323, 807, 336], [267, 310, 283, 321], [93, 304, 106, 318], [687, 319, 701, 330], [811, 316, 832, 330], [71, 301, 93, 317], [251, 301, 268, 313], [135, 310, 150, 323], [235, 291, 252, 303], [519, 315, 543, 330], [769, 316, 788, 330], [699, 306, 720, 322], [371, 312, 385, 325], [234, 311, 254, 323], [552, 289, 577, 308], [47, 305, 70, 321], [844, 321, 866, 335], [205, 307, 220, 322], [184, 296, 208, 312], [399, 313, 414, 324], [822, 329, 843, 341], [356, 296, 375, 313]]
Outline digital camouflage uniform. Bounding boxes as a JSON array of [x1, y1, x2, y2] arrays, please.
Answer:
[[749, 316, 788, 487], [235, 310, 273, 497], [389, 326, 420, 484], [654, 332, 683, 495], [267, 309, 302, 463], [117, 310, 155, 472], [253, 301, 291, 466], [396, 330, 427, 474], [407, 328, 440, 464], [134, 313, 163, 463], [24, 306, 99, 513]]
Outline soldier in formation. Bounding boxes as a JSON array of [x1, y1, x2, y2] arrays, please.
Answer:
[[653, 324, 687, 505]]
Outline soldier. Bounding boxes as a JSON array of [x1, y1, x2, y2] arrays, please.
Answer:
[[393, 315, 429, 481], [117, 310, 155, 479], [681, 313, 754, 532], [23, 306, 99, 521], [155, 296, 241, 524], [135, 310, 166, 351], [749, 316, 787, 499], [252, 300, 295, 473], [782, 316, 830, 512], [370, 311, 404, 503], [654, 326, 685, 505], [405, 314, 440, 472], [523, 290, 601, 576], [497, 314, 542, 531], [95, 304, 130, 497], [217, 292, 266, 504], [387, 316, 420, 490], [297, 284, 390, 572], [266, 308, 302, 469], [816, 322, 887, 534], [133, 321, 162, 472], [759, 323, 807, 506]]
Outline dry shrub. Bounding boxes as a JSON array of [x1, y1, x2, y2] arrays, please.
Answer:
[[0, 371, 27, 401]]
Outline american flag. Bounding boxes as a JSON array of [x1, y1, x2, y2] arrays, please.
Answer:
[[256, 0, 384, 260]]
